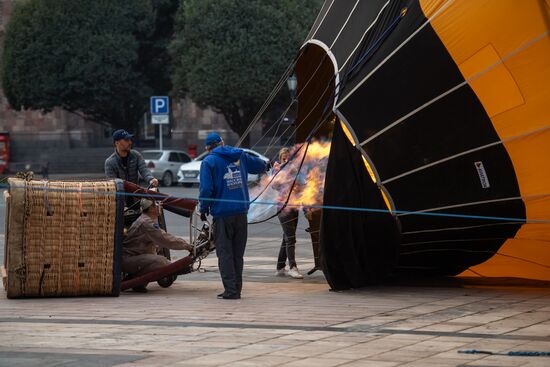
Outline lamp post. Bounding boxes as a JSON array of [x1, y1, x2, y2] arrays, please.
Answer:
[[283, 74, 298, 146], [287, 74, 297, 101]]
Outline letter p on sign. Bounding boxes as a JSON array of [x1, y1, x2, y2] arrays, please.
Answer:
[[151, 96, 169, 115]]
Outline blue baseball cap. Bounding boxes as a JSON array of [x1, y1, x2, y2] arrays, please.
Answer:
[[112, 129, 134, 141], [205, 132, 222, 147]]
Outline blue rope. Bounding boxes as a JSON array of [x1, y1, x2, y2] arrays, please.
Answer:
[[1, 183, 548, 224], [459, 349, 550, 357]]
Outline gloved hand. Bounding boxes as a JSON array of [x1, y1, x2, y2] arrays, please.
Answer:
[[184, 242, 194, 252], [200, 212, 208, 221]]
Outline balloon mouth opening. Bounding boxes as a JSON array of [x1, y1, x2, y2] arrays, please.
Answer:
[[294, 41, 339, 143]]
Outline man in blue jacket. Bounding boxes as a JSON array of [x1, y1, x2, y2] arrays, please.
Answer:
[[199, 133, 270, 299]]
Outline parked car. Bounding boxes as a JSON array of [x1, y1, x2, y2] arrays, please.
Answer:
[[177, 148, 270, 187], [141, 150, 192, 186]]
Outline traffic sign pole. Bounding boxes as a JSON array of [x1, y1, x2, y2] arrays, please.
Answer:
[[150, 96, 170, 151], [159, 124, 163, 150]]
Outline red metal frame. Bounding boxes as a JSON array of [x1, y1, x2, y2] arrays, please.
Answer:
[[0, 132, 9, 174]]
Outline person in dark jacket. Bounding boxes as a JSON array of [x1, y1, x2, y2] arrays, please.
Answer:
[[105, 129, 158, 207], [199, 133, 269, 299], [104, 129, 159, 187]]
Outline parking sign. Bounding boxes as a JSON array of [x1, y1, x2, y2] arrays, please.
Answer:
[[151, 96, 169, 115], [151, 115, 169, 125]]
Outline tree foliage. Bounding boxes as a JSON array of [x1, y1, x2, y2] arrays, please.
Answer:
[[171, 0, 322, 146], [1, 0, 179, 132]]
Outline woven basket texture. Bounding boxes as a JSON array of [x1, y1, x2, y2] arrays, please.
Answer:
[[5, 179, 118, 297]]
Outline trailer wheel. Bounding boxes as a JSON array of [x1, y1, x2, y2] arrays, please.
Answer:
[[157, 274, 177, 288]]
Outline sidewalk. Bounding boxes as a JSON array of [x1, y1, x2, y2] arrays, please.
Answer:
[[0, 238, 549, 367]]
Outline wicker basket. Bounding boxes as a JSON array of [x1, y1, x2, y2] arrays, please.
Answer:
[[2, 178, 124, 298]]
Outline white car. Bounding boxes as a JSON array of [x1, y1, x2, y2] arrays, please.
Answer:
[[142, 150, 192, 186], [177, 149, 270, 187]]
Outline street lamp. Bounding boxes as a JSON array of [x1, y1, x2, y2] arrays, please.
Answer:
[[287, 74, 297, 101], [283, 74, 298, 147]]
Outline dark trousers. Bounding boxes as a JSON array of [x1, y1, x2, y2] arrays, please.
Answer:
[[305, 209, 322, 268], [277, 209, 299, 270], [213, 213, 247, 297]]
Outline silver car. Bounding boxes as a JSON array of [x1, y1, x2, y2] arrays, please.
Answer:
[[177, 149, 270, 187], [142, 150, 192, 186]]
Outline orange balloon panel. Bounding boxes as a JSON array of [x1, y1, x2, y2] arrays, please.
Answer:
[[459, 238, 550, 280], [423, 0, 550, 281]]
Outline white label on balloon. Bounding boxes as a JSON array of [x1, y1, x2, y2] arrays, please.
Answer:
[[474, 161, 490, 189]]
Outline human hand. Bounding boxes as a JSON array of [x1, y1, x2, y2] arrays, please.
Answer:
[[149, 178, 159, 187]]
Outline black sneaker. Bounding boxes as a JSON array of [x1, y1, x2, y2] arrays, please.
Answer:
[[217, 293, 240, 299], [223, 294, 241, 300]]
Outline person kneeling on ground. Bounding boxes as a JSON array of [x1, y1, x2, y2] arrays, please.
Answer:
[[122, 198, 194, 292]]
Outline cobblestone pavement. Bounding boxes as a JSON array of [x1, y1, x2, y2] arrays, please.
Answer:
[[1, 186, 549, 366]]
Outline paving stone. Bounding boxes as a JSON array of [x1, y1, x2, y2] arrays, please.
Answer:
[[179, 351, 253, 366], [282, 356, 350, 367], [115, 353, 203, 367], [0, 351, 144, 367], [224, 355, 297, 366], [0, 232, 548, 367], [522, 360, 550, 367], [512, 322, 550, 337], [402, 339, 469, 353], [368, 348, 438, 362], [417, 322, 479, 332], [463, 354, 530, 366], [339, 360, 400, 367]]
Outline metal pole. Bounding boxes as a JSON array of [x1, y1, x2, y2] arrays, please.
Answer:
[[159, 124, 163, 150]]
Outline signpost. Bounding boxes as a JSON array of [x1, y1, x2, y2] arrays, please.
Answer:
[[150, 96, 169, 150]]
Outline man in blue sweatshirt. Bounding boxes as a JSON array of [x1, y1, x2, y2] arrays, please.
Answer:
[[199, 133, 270, 299]]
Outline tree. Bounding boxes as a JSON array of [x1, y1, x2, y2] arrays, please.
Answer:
[[1, 0, 180, 133], [171, 0, 322, 146]]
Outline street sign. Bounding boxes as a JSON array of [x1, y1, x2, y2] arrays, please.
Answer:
[[151, 96, 169, 115], [150, 96, 170, 150], [151, 115, 169, 125]]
